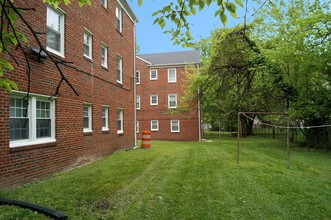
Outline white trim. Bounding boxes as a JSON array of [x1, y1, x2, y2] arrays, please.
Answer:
[[168, 94, 177, 109], [136, 56, 152, 65], [168, 68, 177, 83], [116, 55, 123, 84], [136, 95, 141, 110], [101, 43, 108, 68], [150, 69, 158, 80], [46, 6, 65, 57], [102, 106, 109, 131], [101, 0, 107, 8], [171, 120, 180, 133], [135, 71, 140, 84], [117, 0, 138, 23], [83, 28, 93, 59], [116, 5, 122, 33], [117, 109, 124, 134], [83, 103, 93, 132], [150, 94, 158, 105], [9, 94, 56, 148], [151, 120, 159, 131]]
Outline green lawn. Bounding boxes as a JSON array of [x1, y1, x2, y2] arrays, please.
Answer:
[[1, 134, 330, 219]]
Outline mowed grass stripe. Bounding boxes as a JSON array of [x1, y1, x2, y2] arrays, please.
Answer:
[[0, 134, 330, 219]]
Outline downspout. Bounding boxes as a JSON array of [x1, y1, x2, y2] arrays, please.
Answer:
[[197, 63, 202, 142], [133, 22, 137, 148]]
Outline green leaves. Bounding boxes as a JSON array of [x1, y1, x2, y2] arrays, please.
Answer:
[[150, 0, 245, 46], [0, 78, 18, 93], [42, 0, 91, 8]]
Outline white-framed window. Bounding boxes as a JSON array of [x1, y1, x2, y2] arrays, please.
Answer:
[[136, 121, 139, 133], [136, 95, 141, 110], [136, 71, 140, 84], [101, 44, 108, 68], [83, 103, 92, 132], [102, 106, 109, 131], [46, 6, 65, 57], [116, 5, 122, 32], [150, 69, 158, 80], [116, 55, 123, 84], [168, 94, 177, 108], [171, 120, 180, 132], [168, 68, 177, 83], [151, 120, 159, 131], [101, 0, 107, 8], [10, 93, 56, 148], [84, 29, 93, 59], [117, 109, 124, 134], [150, 95, 158, 105]]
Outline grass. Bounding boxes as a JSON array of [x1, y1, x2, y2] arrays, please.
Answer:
[[0, 133, 330, 219]]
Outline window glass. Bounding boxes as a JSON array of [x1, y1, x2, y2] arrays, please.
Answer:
[[46, 7, 63, 54], [84, 31, 92, 58], [10, 98, 29, 141], [116, 56, 123, 83]]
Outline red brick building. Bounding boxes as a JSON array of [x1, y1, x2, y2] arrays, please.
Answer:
[[0, 0, 137, 188], [135, 51, 201, 141]]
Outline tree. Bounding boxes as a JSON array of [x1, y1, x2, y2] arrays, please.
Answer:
[[253, 0, 331, 149], [147, 0, 244, 47], [0, 0, 91, 94], [183, 26, 285, 135], [1, 0, 245, 93]]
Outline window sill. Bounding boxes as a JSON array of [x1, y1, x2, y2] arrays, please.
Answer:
[[117, 131, 124, 136], [101, 5, 108, 12], [102, 129, 109, 134], [101, 65, 108, 71], [46, 48, 65, 59], [84, 55, 93, 62], [83, 131, 93, 136], [10, 140, 57, 152], [117, 81, 123, 87], [116, 29, 123, 36]]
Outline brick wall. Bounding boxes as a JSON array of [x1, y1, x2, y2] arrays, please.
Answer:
[[136, 58, 201, 142], [0, 1, 136, 189]]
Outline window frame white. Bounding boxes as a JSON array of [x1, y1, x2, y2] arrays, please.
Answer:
[[116, 55, 123, 84], [117, 109, 124, 134], [83, 29, 93, 59], [150, 69, 158, 80], [46, 6, 65, 57], [168, 68, 177, 83], [101, 0, 107, 8], [101, 43, 108, 68], [83, 103, 93, 133], [151, 120, 159, 131], [168, 94, 177, 109], [116, 5, 122, 32], [171, 120, 180, 133], [136, 71, 140, 84], [136, 95, 141, 110], [9, 93, 56, 148], [102, 106, 109, 131], [150, 94, 158, 106]]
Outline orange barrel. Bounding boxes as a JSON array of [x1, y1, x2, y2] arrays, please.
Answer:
[[141, 130, 151, 148]]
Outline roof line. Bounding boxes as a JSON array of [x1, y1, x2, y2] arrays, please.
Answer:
[[136, 55, 152, 65], [118, 0, 138, 23], [148, 62, 200, 67]]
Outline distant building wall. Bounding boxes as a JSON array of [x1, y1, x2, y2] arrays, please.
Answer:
[[136, 57, 200, 141]]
